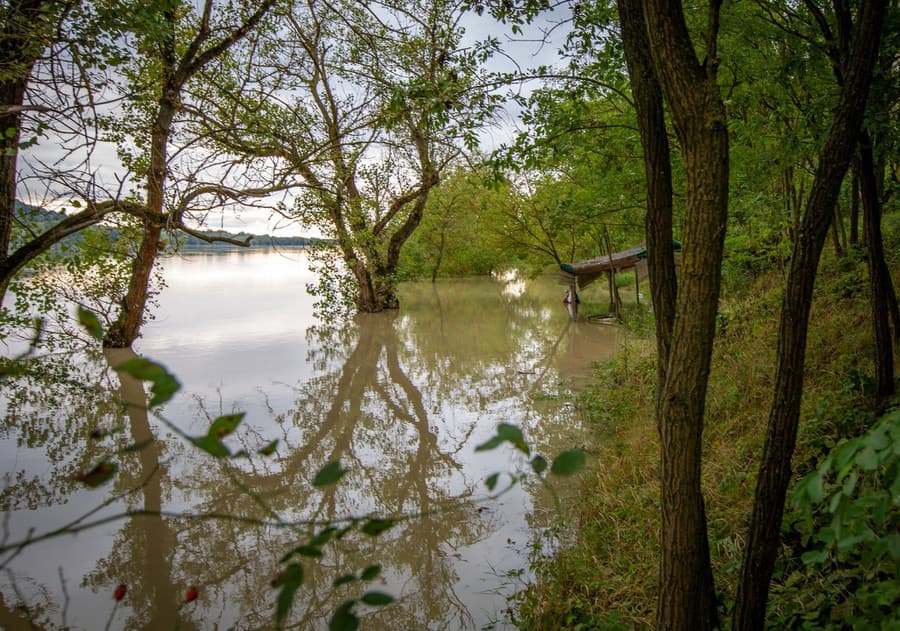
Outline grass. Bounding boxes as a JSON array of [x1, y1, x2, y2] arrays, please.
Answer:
[[515, 251, 897, 629]]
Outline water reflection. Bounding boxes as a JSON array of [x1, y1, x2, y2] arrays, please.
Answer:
[[1, 250, 621, 630]]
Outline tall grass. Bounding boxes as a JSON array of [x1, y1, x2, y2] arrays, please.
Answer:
[[516, 252, 895, 628]]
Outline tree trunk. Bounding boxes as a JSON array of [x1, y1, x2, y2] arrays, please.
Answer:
[[858, 129, 894, 400], [733, 2, 887, 627], [0, 0, 44, 302], [104, 59, 176, 347], [617, 0, 676, 402], [830, 204, 844, 256], [431, 229, 445, 284], [640, 1, 728, 628], [850, 165, 860, 245], [103, 221, 163, 347], [352, 263, 399, 312], [0, 77, 28, 266]]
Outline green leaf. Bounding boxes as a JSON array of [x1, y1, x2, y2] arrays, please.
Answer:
[[74, 461, 118, 487], [807, 471, 824, 503], [360, 591, 394, 606], [531, 455, 548, 474], [475, 436, 504, 452], [864, 425, 890, 451], [292, 545, 323, 558], [273, 563, 303, 629], [114, 358, 180, 407], [313, 461, 347, 488], [258, 439, 279, 456], [76, 306, 103, 340], [497, 423, 530, 455], [309, 528, 338, 547], [115, 357, 166, 381], [191, 435, 230, 458], [801, 549, 828, 565], [333, 573, 356, 587], [209, 413, 244, 438], [485, 472, 500, 491], [360, 518, 395, 536], [833, 441, 858, 471], [550, 449, 587, 476], [329, 600, 359, 631], [360, 564, 381, 581], [475, 423, 530, 455], [147, 375, 179, 407], [855, 446, 879, 471]]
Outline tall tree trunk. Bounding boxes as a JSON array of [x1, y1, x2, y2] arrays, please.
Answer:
[[617, 0, 676, 402], [0, 77, 29, 303], [352, 263, 399, 312], [849, 166, 860, 245], [103, 221, 163, 347], [0, 0, 45, 302], [858, 129, 894, 400], [830, 205, 844, 256], [640, 1, 728, 628], [0, 77, 28, 267], [104, 64, 176, 347], [733, 2, 887, 627]]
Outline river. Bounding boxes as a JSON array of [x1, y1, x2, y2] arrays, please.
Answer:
[[0, 248, 620, 630]]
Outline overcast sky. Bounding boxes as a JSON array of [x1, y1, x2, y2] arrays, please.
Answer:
[[17, 4, 572, 238]]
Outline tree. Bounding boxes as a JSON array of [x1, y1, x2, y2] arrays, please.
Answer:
[[631, 1, 730, 627], [616, 0, 675, 406], [733, 1, 888, 626], [101, 0, 276, 348], [0, 0, 118, 301], [398, 167, 506, 281], [194, 0, 496, 313], [0, 0, 59, 283]]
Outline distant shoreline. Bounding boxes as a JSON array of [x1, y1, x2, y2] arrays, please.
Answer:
[[171, 244, 310, 253]]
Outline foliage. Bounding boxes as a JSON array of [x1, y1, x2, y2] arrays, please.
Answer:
[[781, 409, 899, 629], [397, 168, 509, 280], [1, 210, 143, 348], [519, 254, 898, 627], [191, 0, 500, 311]]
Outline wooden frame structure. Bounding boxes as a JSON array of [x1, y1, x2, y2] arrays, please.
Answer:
[[558, 242, 680, 319]]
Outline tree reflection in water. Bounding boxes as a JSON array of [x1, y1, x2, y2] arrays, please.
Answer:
[[1, 268, 620, 629]]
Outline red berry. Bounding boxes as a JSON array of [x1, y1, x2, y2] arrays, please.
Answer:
[[184, 587, 198, 602], [114, 584, 127, 601]]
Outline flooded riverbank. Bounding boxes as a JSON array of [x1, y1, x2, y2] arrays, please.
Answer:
[[1, 249, 620, 629]]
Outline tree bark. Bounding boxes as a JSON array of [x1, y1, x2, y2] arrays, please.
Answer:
[[639, 1, 728, 628], [104, 220, 164, 347], [617, 0, 676, 403], [858, 129, 894, 400], [849, 166, 860, 245], [733, 2, 888, 627], [104, 83, 175, 347], [0, 0, 45, 302]]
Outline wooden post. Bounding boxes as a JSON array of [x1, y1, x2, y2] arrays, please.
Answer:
[[635, 267, 640, 306]]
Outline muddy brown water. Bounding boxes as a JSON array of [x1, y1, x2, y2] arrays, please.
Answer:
[[0, 249, 621, 630]]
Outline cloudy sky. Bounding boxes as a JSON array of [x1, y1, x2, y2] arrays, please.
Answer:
[[17, 3, 572, 238]]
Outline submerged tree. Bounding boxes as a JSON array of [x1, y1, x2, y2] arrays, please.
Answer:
[[100, 0, 276, 347], [195, 0, 497, 313]]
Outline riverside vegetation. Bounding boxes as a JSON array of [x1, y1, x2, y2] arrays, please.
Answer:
[[515, 242, 899, 629], [2, 0, 898, 628]]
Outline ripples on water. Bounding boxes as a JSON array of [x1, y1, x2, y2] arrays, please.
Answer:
[[0, 249, 621, 630]]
